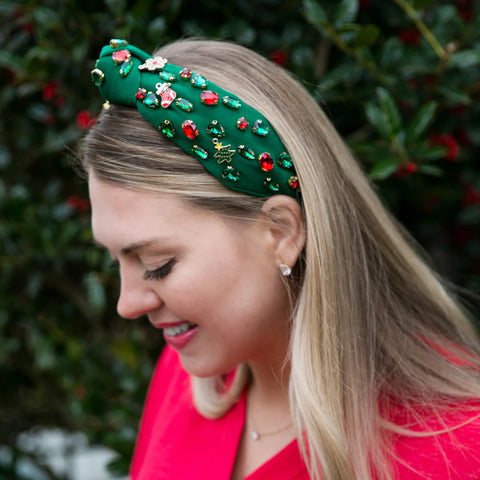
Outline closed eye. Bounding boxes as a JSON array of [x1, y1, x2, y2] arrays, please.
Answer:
[[143, 258, 175, 281]]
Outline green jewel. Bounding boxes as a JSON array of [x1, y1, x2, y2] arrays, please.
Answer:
[[277, 152, 293, 169], [252, 119, 269, 136], [159, 120, 176, 138], [222, 96, 242, 109], [237, 145, 255, 161], [206, 120, 225, 137], [110, 38, 128, 48], [144, 92, 159, 108], [222, 165, 240, 182], [264, 177, 280, 192], [175, 98, 194, 112], [119, 60, 133, 77], [192, 145, 209, 160], [191, 74, 208, 89], [159, 71, 177, 82], [91, 68, 105, 86]]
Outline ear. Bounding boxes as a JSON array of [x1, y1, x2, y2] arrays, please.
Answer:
[[260, 195, 305, 269]]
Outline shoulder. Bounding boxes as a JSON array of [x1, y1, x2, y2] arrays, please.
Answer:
[[392, 401, 480, 479]]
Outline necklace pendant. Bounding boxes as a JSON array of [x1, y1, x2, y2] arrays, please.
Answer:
[[250, 430, 260, 441]]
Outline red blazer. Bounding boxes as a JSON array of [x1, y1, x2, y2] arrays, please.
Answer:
[[130, 346, 480, 479]]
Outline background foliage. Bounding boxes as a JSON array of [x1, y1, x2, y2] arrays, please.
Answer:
[[1, 0, 479, 478]]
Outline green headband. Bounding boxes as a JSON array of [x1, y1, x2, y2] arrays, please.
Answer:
[[90, 39, 300, 199]]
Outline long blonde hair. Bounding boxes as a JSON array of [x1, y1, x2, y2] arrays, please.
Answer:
[[81, 39, 480, 480]]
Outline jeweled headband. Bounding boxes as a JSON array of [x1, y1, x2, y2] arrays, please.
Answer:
[[90, 39, 300, 199]]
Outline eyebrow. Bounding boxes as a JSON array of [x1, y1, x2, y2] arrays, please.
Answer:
[[92, 236, 173, 255]]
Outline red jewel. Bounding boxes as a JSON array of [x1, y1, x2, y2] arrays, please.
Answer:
[[288, 176, 299, 189], [237, 117, 248, 130], [136, 88, 146, 100], [258, 152, 274, 172], [112, 49, 131, 64], [200, 90, 219, 105], [180, 68, 192, 79], [182, 120, 198, 139]]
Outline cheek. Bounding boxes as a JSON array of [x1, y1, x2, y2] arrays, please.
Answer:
[[164, 245, 276, 321], [160, 255, 235, 319], [170, 261, 243, 317]]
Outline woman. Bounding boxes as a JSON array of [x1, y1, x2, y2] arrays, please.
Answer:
[[82, 39, 480, 479]]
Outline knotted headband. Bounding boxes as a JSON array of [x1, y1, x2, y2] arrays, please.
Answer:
[[90, 39, 300, 199]]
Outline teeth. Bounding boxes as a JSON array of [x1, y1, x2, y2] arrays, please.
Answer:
[[164, 322, 195, 337]]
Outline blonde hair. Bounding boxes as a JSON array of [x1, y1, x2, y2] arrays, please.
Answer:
[[81, 39, 480, 480]]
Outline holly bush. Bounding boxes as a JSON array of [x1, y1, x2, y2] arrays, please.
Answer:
[[1, 0, 479, 478]]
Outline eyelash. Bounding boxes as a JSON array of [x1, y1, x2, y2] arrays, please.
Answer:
[[143, 259, 175, 281]]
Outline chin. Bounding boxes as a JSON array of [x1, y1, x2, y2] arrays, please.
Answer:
[[179, 355, 237, 379]]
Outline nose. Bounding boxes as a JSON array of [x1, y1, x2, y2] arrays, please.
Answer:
[[116, 266, 162, 319]]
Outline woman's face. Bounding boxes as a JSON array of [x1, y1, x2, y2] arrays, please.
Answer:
[[89, 175, 292, 377]]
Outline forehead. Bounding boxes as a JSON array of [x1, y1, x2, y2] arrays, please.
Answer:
[[88, 175, 210, 248]]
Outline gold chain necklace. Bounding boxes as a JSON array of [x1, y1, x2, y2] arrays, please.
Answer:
[[249, 419, 294, 441]]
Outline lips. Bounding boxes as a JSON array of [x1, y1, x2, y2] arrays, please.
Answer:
[[150, 320, 187, 329], [149, 319, 200, 349], [162, 322, 199, 349]]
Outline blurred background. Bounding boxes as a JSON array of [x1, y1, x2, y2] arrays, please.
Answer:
[[1, 0, 479, 478]]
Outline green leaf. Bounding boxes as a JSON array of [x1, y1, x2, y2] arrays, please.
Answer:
[[313, 87, 343, 102], [84, 272, 106, 314], [365, 103, 390, 140], [412, 0, 432, 8], [351, 24, 380, 48], [353, 143, 395, 164], [0, 51, 22, 71], [336, 23, 362, 33], [437, 86, 471, 105], [459, 206, 480, 225], [334, 0, 359, 26], [111, 339, 138, 369], [376, 87, 402, 137], [410, 144, 446, 161], [105, 0, 127, 14], [290, 45, 315, 71], [0, 146, 11, 169], [303, 0, 328, 30], [231, 19, 257, 45], [405, 101, 437, 142], [107, 456, 131, 476], [32, 7, 60, 29], [369, 157, 398, 180], [317, 62, 362, 89], [418, 165, 443, 177], [379, 38, 403, 68], [435, 4, 460, 26], [148, 17, 167, 40], [448, 50, 480, 69]]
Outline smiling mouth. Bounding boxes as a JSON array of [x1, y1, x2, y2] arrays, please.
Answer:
[[163, 321, 197, 337]]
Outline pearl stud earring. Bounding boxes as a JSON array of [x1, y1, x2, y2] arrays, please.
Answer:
[[279, 264, 292, 276]]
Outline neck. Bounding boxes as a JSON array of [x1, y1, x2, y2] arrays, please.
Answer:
[[248, 360, 290, 402], [245, 359, 293, 440], [246, 318, 291, 404]]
